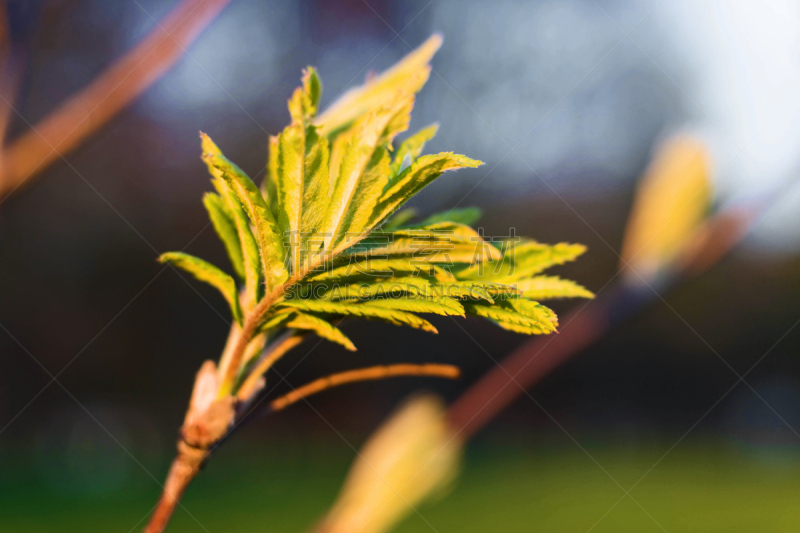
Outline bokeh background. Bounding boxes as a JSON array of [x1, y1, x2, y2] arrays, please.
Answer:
[[3, 0, 800, 531]]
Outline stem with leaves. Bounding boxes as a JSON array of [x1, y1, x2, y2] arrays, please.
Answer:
[[143, 36, 590, 532]]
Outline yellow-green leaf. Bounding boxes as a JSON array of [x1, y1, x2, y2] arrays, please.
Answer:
[[390, 124, 438, 176], [201, 133, 289, 292], [288, 66, 323, 122], [320, 98, 412, 252], [307, 258, 454, 282], [208, 161, 262, 305], [277, 299, 437, 333], [276, 124, 330, 273], [456, 241, 586, 283], [203, 192, 245, 281], [416, 207, 482, 227], [515, 276, 594, 300], [371, 153, 483, 228], [159, 252, 243, 325], [315, 34, 441, 137], [366, 296, 464, 318], [463, 298, 557, 335], [261, 310, 355, 351]]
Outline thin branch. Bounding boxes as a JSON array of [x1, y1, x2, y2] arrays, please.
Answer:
[[268, 363, 460, 412], [218, 238, 377, 396], [236, 333, 304, 402], [0, 0, 233, 200], [217, 263, 316, 396], [143, 441, 205, 533]]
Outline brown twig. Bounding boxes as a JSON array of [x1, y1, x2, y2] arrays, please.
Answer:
[[143, 441, 206, 533], [268, 364, 461, 412], [236, 333, 304, 402], [0, 0, 233, 200], [145, 362, 235, 533]]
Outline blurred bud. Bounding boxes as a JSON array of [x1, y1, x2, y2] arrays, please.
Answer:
[[183, 360, 220, 427], [620, 135, 713, 282], [315, 395, 462, 533]]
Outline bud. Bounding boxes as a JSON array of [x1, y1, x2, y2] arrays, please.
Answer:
[[315, 395, 462, 533], [620, 135, 712, 282]]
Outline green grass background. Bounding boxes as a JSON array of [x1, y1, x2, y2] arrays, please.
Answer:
[[3, 437, 800, 532]]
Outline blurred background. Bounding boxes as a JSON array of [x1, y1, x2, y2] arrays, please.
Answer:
[[3, 0, 800, 531]]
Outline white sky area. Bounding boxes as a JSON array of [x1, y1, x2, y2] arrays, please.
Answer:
[[658, 0, 800, 250], [139, 0, 800, 250]]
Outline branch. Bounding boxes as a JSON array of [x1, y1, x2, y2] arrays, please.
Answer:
[[268, 364, 460, 412], [236, 333, 304, 402], [0, 0, 233, 200]]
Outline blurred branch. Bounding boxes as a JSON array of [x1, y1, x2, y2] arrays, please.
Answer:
[[0, 0, 18, 148], [0, 0, 233, 201], [447, 193, 773, 438]]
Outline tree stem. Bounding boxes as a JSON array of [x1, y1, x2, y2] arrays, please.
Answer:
[[144, 442, 206, 533]]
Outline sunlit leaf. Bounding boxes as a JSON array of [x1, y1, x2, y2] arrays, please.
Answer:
[[371, 153, 483, 229], [203, 192, 245, 281], [315, 34, 442, 137], [277, 299, 438, 333], [390, 124, 439, 177], [515, 275, 594, 300], [201, 133, 289, 291], [463, 298, 557, 335], [261, 310, 355, 351], [159, 252, 243, 325]]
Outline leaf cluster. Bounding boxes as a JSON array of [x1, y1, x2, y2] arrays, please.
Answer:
[[159, 36, 590, 396]]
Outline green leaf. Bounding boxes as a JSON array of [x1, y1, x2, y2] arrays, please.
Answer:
[[201, 133, 289, 292], [307, 258, 454, 282], [279, 69, 329, 274], [207, 160, 262, 305], [311, 279, 463, 316], [203, 192, 245, 281], [305, 276, 516, 305], [416, 206, 483, 227], [313, 279, 430, 301], [264, 135, 281, 218], [344, 224, 500, 265], [514, 276, 594, 300], [381, 208, 418, 231], [261, 310, 355, 351], [320, 98, 412, 252], [276, 299, 438, 333], [390, 223, 498, 259], [159, 252, 243, 325], [288, 66, 322, 122], [276, 123, 330, 273], [333, 147, 392, 251], [315, 34, 441, 137], [365, 296, 464, 318], [390, 124, 439, 176], [434, 280, 521, 303], [371, 153, 483, 228], [355, 241, 493, 265], [456, 241, 586, 283], [463, 298, 557, 335], [510, 242, 586, 278]]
